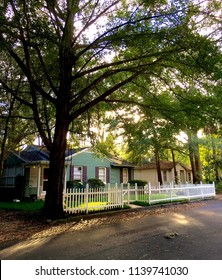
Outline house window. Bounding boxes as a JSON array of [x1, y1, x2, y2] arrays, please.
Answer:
[[163, 170, 167, 182], [98, 167, 106, 183], [0, 167, 19, 187], [122, 168, 128, 184], [74, 166, 83, 182]]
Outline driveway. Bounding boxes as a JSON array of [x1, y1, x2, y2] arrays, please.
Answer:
[[1, 197, 222, 260]]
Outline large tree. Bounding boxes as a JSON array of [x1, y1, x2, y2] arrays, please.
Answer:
[[0, 0, 221, 217]]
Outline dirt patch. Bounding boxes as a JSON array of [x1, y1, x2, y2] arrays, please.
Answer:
[[0, 210, 51, 246], [0, 196, 220, 249]]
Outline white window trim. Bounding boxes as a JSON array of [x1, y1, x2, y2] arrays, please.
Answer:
[[73, 166, 83, 182], [122, 168, 128, 184], [98, 167, 106, 184]]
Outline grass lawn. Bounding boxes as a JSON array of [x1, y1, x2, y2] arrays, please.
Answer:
[[64, 193, 171, 210], [125, 193, 169, 202], [65, 201, 108, 210], [80, 202, 109, 211], [65, 201, 125, 211], [0, 200, 44, 212], [129, 193, 182, 206]]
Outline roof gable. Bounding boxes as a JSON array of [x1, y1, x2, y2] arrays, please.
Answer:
[[19, 150, 49, 162]]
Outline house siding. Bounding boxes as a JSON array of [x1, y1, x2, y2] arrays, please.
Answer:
[[134, 169, 157, 186], [134, 163, 193, 186], [110, 167, 121, 185], [65, 151, 129, 185], [67, 151, 112, 183]]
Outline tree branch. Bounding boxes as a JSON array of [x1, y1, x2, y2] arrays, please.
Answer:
[[69, 72, 141, 122]]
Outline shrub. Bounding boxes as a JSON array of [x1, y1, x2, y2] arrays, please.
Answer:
[[0, 187, 14, 202], [215, 181, 222, 193], [66, 180, 85, 189], [14, 175, 26, 200], [128, 180, 147, 187], [86, 178, 105, 188]]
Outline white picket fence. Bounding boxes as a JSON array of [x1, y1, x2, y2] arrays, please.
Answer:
[[147, 182, 216, 205], [63, 184, 123, 214], [63, 182, 216, 214]]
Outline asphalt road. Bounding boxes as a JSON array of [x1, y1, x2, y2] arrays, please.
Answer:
[[1, 198, 222, 260]]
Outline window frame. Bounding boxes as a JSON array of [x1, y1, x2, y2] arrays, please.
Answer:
[[73, 166, 83, 182], [98, 167, 106, 183]]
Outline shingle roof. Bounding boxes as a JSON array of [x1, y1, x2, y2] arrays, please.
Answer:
[[8, 145, 49, 164], [65, 147, 134, 167], [16, 150, 49, 163], [109, 157, 135, 167], [135, 160, 191, 171]]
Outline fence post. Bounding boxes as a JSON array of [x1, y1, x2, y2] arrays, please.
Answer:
[[127, 183, 130, 204], [108, 183, 111, 203], [72, 187, 75, 211], [170, 184, 172, 202], [148, 182, 151, 205], [213, 182, 216, 196], [85, 184, 89, 214], [187, 182, 190, 201], [201, 184, 204, 199], [135, 183, 138, 201], [120, 183, 124, 208], [63, 190, 66, 212]]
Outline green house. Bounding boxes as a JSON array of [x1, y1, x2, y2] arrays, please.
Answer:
[[0, 146, 134, 200], [65, 148, 134, 186]]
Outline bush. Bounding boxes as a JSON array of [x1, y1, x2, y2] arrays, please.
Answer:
[[86, 178, 105, 188], [128, 180, 147, 187], [14, 175, 26, 200], [0, 187, 14, 202], [215, 181, 222, 193], [66, 180, 85, 189]]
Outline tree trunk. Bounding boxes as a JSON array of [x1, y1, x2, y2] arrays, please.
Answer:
[[44, 107, 69, 218], [194, 151, 202, 183], [211, 135, 220, 181], [155, 149, 163, 185], [189, 152, 197, 183], [44, 148, 66, 218], [171, 149, 178, 184], [187, 129, 202, 183]]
